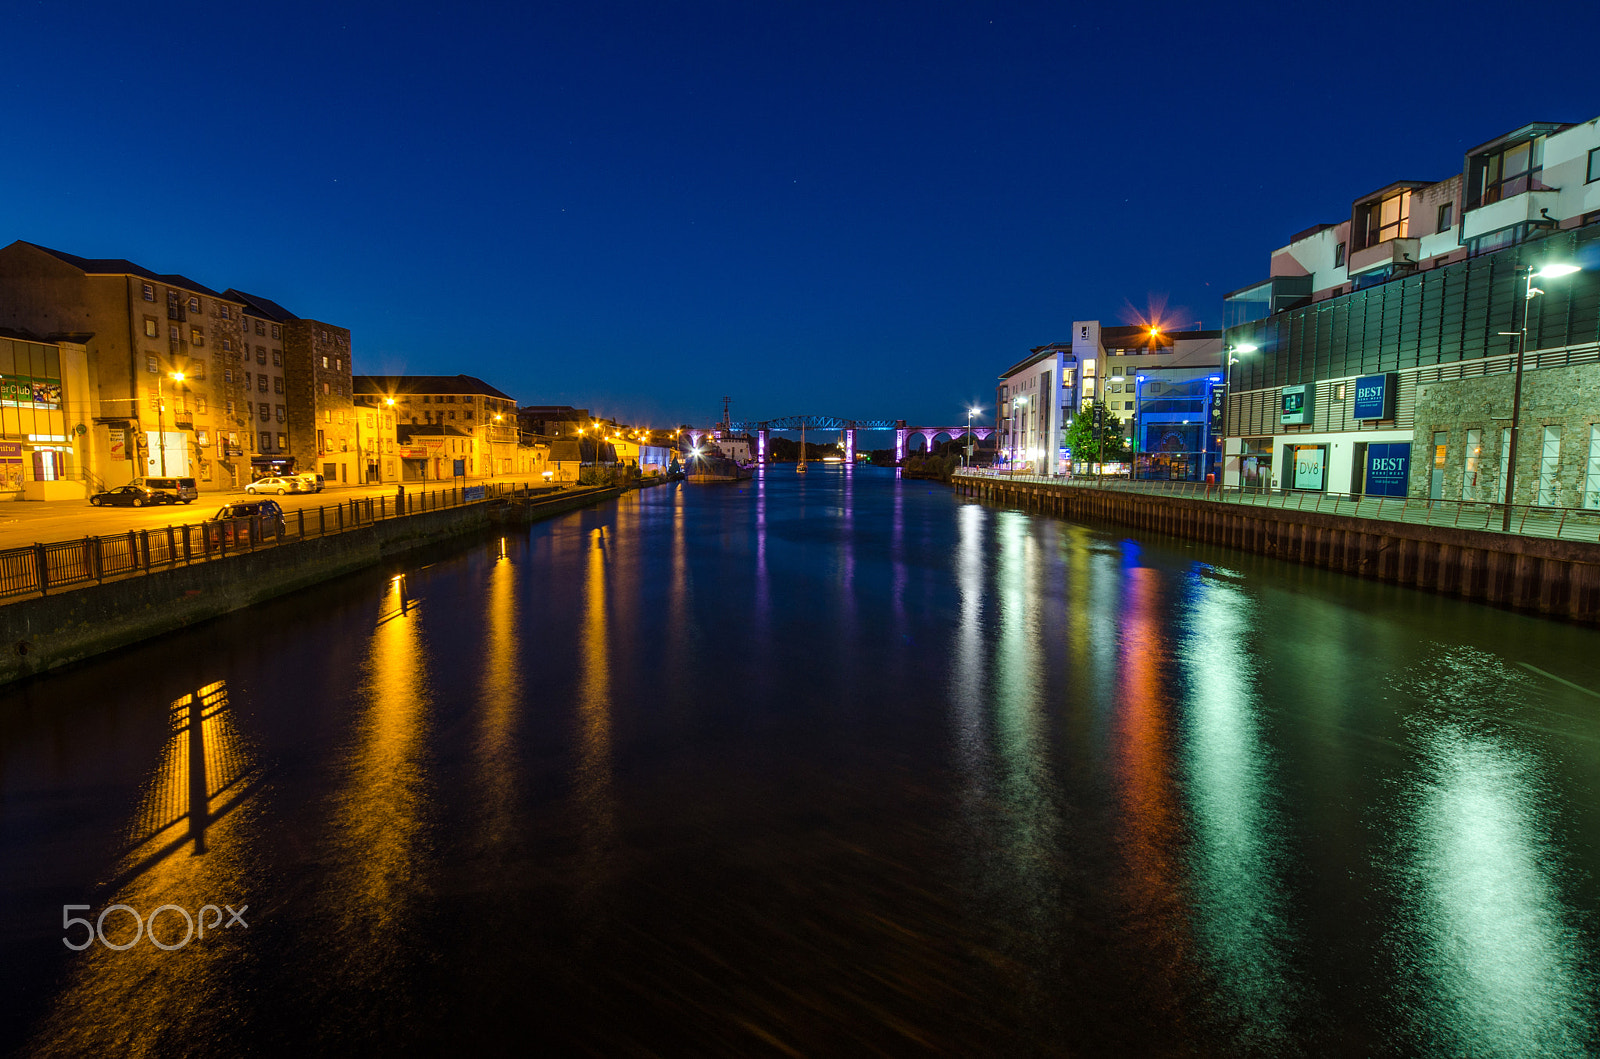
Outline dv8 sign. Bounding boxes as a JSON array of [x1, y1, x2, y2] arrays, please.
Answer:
[[63, 903, 248, 951]]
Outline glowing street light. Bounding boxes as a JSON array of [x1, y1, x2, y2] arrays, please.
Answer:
[[153, 369, 186, 476], [1501, 262, 1583, 531], [965, 406, 981, 469]]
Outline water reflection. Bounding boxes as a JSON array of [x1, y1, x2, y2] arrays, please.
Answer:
[[575, 528, 618, 898], [26, 681, 264, 1055], [1177, 566, 1299, 1046], [1389, 648, 1596, 1056], [475, 540, 521, 855]]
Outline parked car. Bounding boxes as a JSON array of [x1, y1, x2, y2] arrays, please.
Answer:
[[205, 499, 286, 545], [245, 476, 307, 495], [89, 484, 177, 507], [295, 472, 326, 493], [131, 476, 199, 503]]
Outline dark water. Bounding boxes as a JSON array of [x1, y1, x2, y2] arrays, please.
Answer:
[[4, 466, 1600, 1056]]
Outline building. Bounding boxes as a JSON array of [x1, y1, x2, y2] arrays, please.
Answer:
[[998, 323, 1220, 475], [394, 423, 476, 482], [1221, 115, 1600, 504], [0, 328, 91, 499], [355, 375, 519, 477], [0, 241, 257, 493], [517, 405, 591, 438]]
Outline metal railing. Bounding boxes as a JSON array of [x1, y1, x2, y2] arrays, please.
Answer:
[[0, 481, 550, 602], [954, 469, 1600, 544]]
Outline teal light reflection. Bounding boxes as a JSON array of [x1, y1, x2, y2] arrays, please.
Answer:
[[1395, 710, 1594, 1055], [1178, 567, 1298, 1045]]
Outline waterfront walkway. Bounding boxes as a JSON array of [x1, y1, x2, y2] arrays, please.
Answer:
[[955, 469, 1600, 545]]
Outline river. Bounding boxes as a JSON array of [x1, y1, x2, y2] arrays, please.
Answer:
[[3, 465, 1599, 1056]]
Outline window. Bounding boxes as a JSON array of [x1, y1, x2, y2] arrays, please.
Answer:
[[276, 405, 286, 422], [188, 296, 200, 314], [1538, 425, 1563, 505], [270, 324, 280, 339], [260, 403, 271, 421], [170, 326, 180, 342], [222, 338, 233, 352], [1589, 148, 1600, 184], [272, 349, 282, 366], [335, 357, 341, 371], [255, 320, 265, 336], [320, 330, 328, 341], [1334, 242, 1347, 267], [191, 327, 204, 346], [220, 305, 231, 320], [244, 372, 252, 388], [258, 376, 268, 392], [227, 400, 235, 416], [422, 396, 430, 404], [144, 317, 159, 338], [260, 431, 272, 451], [324, 410, 331, 423], [1462, 428, 1483, 501], [448, 411, 456, 420], [1583, 425, 1600, 509], [274, 377, 284, 394], [257, 346, 267, 364], [1356, 190, 1411, 249], [141, 283, 155, 301], [277, 433, 287, 448], [196, 396, 207, 414], [1437, 202, 1454, 231], [1468, 136, 1545, 208], [146, 355, 159, 373], [224, 368, 234, 384], [321, 355, 329, 369], [322, 382, 330, 395], [464, 410, 473, 419]]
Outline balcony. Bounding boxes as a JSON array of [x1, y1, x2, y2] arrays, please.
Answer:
[[1347, 237, 1419, 277], [1462, 190, 1560, 243], [173, 411, 195, 430]]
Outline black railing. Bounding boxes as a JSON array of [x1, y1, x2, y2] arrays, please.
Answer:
[[0, 482, 552, 601]]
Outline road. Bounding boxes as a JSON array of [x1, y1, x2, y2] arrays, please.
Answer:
[[0, 476, 562, 552]]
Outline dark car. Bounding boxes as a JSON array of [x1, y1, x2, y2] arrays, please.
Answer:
[[132, 476, 199, 503], [89, 484, 176, 507], [205, 499, 287, 546]]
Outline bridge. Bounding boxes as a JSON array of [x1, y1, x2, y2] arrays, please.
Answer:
[[686, 415, 995, 465]]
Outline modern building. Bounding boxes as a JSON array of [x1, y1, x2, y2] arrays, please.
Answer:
[[0, 328, 91, 499], [0, 241, 257, 493], [1222, 115, 1600, 504], [355, 375, 519, 477], [998, 323, 1221, 475]]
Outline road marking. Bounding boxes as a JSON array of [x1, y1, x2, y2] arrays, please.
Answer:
[[1518, 662, 1600, 699]]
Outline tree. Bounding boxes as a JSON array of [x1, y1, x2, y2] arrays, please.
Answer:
[[1063, 402, 1129, 466]]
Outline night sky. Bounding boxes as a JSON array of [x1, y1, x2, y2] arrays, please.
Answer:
[[8, 0, 1599, 430]]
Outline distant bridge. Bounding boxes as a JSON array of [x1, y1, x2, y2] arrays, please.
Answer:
[[688, 416, 995, 465]]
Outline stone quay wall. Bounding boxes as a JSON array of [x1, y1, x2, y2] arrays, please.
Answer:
[[0, 487, 621, 687], [956, 476, 1600, 625]]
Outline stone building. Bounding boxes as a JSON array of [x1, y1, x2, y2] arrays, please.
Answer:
[[355, 375, 519, 476], [0, 241, 255, 493]]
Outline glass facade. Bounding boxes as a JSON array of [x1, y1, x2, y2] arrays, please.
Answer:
[[0, 337, 67, 442]]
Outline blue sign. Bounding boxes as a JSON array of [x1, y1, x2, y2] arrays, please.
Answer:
[[1353, 373, 1396, 420], [453, 458, 466, 477], [1365, 442, 1410, 497]]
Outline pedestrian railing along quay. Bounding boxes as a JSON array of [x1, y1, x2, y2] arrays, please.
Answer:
[[0, 482, 544, 601], [954, 470, 1600, 545]]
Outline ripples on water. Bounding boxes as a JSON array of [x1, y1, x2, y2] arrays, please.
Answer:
[[3, 466, 1600, 1056]]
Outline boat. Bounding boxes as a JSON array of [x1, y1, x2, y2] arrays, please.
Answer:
[[686, 441, 752, 483], [796, 421, 808, 474]]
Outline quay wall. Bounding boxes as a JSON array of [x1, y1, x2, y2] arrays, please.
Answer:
[[955, 477, 1600, 625], [0, 487, 621, 687]]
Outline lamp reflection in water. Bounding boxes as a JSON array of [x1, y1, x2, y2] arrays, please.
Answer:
[[1389, 648, 1593, 1054], [575, 527, 618, 899], [476, 538, 521, 852], [1177, 566, 1299, 1045], [27, 681, 264, 1055]]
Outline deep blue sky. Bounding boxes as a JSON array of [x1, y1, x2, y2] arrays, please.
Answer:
[[8, 0, 1599, 429]]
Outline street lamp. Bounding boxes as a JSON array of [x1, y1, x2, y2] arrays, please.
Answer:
[[1221, 343, 1257, 488], [1501, 262, 1582, 531], [965, 406, 980, 469], [153, 370, 185, 476], [1010, 395, 1027, 478]]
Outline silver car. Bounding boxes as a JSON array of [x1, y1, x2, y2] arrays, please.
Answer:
[[245, 475, 308, 496]]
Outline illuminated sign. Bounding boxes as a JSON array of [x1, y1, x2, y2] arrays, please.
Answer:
[[1, 375, 61, 409], [1280, 384, 1313, 425], [1353, 373, 1396, 420], [1292, 444, 1326, 490], [1365, 443, 1410, 497]]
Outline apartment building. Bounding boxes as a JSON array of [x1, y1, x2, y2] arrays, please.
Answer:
[[0, 241, 256, 493], [998, 323, 1221, 476], [1221, 115, 1600, 504], [354, 375, 520, 478]]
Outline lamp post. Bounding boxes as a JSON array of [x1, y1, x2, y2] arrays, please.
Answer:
[[153, 370, 185, 476], [1010, 395, 1027, 478], [1501, 262, 1581, 531], [1221, 343, 1257, 488], [965, 406, 980, 468]]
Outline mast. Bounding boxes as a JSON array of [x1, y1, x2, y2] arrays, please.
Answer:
[[797, 420, 807, 473]]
